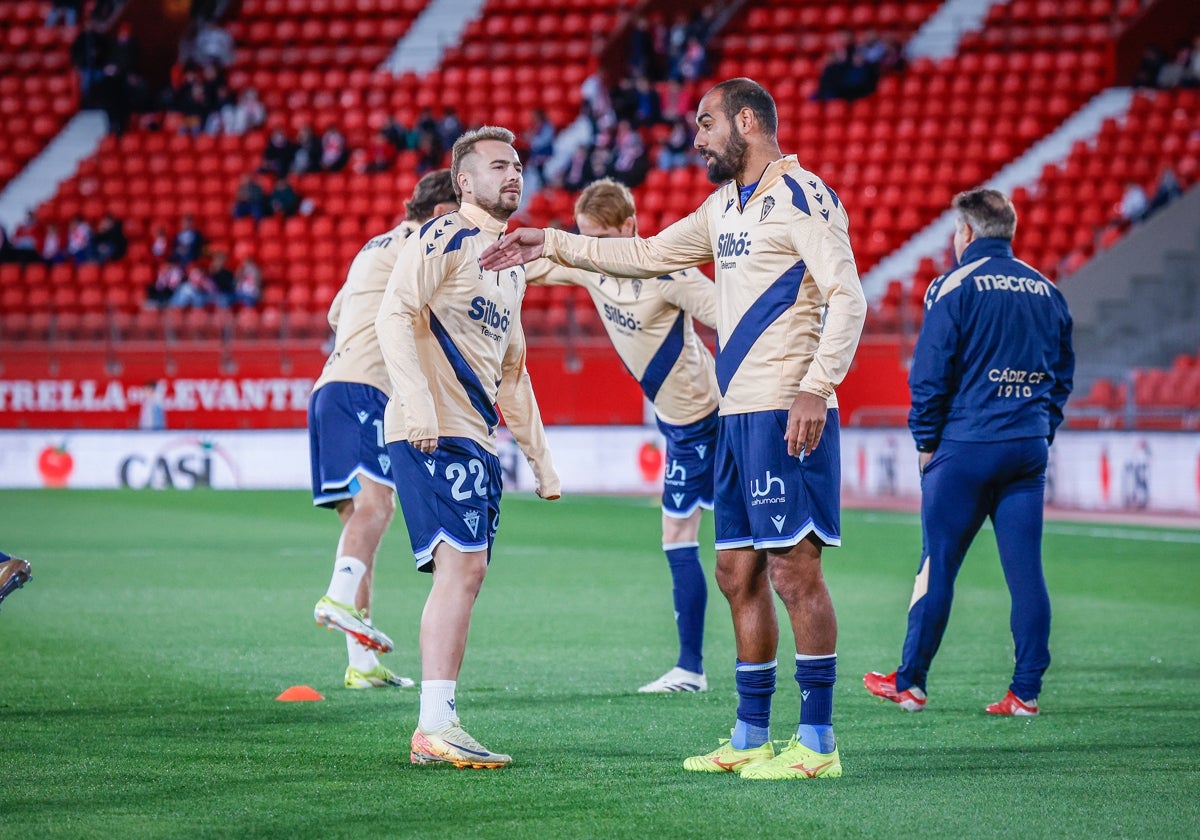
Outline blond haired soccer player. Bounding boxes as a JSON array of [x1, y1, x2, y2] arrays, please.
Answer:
[[309, 169, 458, 689], [376, 127, 560, 769], [482, 78, 867, 780], [526, 178, 719, 693]]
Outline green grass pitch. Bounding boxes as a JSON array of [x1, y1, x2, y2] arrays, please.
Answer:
[[1, 489, 1198, 838]]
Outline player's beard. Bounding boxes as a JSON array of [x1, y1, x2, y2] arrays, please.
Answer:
[[476, 184, 522, 221], [703, 131, 749, 185]]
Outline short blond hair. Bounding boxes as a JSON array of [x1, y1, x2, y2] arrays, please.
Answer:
[[573, 178, 636, 229], [450, 125, 516, 200]]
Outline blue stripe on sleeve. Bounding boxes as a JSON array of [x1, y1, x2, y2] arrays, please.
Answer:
[[428, 312, 499, 434], [639, 311, 685, 402], [444, 227, 480, 254], [782, 174, 810, 215], [715, 261, 806, 396]]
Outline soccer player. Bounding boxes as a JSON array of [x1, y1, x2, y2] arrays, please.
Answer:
[[864, 188, 1074, 716], [0, 552, 32, 610], [525, 178, 719, 693], [309, 169, 459, 690], [375, 126, 560, 769], [482, 78, 867, 780]]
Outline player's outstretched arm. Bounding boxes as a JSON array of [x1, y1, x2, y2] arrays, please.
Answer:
[[480, 228, 545, 271]]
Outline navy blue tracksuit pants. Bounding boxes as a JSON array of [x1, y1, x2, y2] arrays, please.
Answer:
[[896, 437, 1052, 700]]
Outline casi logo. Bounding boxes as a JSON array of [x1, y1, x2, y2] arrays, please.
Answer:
[[118, 437, 239, 489]]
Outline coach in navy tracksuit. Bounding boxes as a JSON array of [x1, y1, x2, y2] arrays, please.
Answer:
[[865, 188, 1074, 716]]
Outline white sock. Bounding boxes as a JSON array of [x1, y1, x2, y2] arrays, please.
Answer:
[[325, 556, 366, 606], [419, 680, 457, 731], [346, 634, 379, 671]]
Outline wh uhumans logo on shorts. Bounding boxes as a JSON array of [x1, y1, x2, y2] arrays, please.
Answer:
[[750, 471, 785, 498]]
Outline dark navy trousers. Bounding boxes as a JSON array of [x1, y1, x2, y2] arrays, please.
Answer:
[[896, 438, 1052, 700]]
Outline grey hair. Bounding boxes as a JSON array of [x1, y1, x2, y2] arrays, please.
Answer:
[[952, 188, 1017, 240]]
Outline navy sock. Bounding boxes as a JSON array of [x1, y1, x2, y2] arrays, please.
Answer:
[[664, 544, 706, 674], [796, 654, 837, 753], [732, 659, 776, 749]]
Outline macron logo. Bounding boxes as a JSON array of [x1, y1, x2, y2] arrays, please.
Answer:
[[672, 493, 685, 507], [424, 459, 436, 475], [771, 515, 787, 533], [695, 444, 707, 459], [357, 411, 369, 423]]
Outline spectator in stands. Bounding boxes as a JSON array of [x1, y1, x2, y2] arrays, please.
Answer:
[[1132, 46, 1167, 88], [610, 77, 639, 125], [319, 127, 349, 172], [93, 213, 127, 263], [232, 175, 268, 221], [259, 128, 296, 178], [191, 20, 235, 69], [41, 224, 64, 264], [109, 22, 140, 76], [524, 109, 556, 183], [632, 75, 663, 127], [172, 215, 205, 264], [138, 380, 167, 431], [660, 78, 694, 122], [657, 117, 694, 171], [1156, 41, 1196, 88], [268, 176, 301, 218], [169, 263, 217, 308], [677, 37, 708, 84], [291, 124, 321, 175], [70, 21, 110, 104], [381, 115, 409, 151], [359, 131, 397, 173], [0, 227, 17, 264], [222, 88, 265, 136], [1147, 165, 1183, 216], [610, 121, 649, 188], [146, 263, 183, 308], [814, 45, 853, 101], [66, 215, 95, 263], [413, 129, 443, 175], [94, 63, 130, 135], [1117, 181, 1149, 225], [176, 78, 213, 135], [233, 259, 262, 306], [437, 107, 464, 151], [46, 0, 84, 28], [209, 251, 236, 307], [628, 15, 657, 80], [665, 12, 691, 81], [11, 214, 41, 262], [560, 144, 592, 192], [150, 224, 170, 260]]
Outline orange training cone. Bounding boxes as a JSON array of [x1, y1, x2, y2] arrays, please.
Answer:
[[276, 685, 325, 702]]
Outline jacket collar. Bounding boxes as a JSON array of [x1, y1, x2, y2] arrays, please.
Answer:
[[959, 237, 1014, 264], [457, 201, 508, 236]]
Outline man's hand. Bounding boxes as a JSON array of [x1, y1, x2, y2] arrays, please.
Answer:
[[918, 451, 933, 472], [480, 228, 545, 271], [411, 438, 438, 454], [786, 391, 827, 457]]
